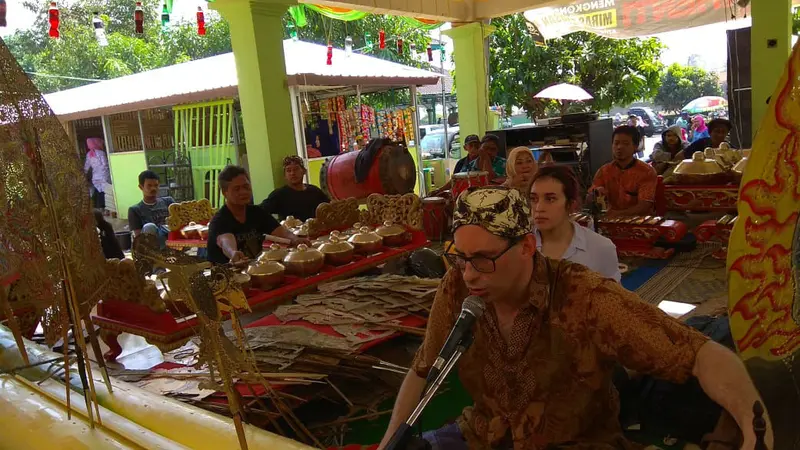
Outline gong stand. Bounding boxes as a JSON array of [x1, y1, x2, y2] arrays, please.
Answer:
[[384, 335, 474, 450]]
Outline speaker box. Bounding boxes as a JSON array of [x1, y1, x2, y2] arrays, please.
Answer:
[[727, 27, 752, 149]]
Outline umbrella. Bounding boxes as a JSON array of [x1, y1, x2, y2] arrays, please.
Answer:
[[534, 83, 593, 101], [682, 96, 728, 114]]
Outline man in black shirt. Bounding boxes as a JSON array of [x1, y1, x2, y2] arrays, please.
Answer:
[[128, 170, 175, 247], [207, 166, 306, 265], [261, 156, 329, 221], [452, 134, 481, 174], [685, 118, 734, 157]]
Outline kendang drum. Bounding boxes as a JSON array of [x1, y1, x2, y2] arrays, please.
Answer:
[[452, 171, 489, 200], [320, 139, 417, 201], [422, 196, 448, 241]]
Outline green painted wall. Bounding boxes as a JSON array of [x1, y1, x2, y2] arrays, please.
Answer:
[[444, 23, 494, 148], [109, 151, 148, 220], [751, 0, 793, 135], [211, 0, 298, 203]]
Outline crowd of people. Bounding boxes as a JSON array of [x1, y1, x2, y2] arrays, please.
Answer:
[[375, 121, 761, 449], [104, 117, 760, 449]]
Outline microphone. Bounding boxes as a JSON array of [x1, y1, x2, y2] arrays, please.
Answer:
[[424, 296, 485, 388]]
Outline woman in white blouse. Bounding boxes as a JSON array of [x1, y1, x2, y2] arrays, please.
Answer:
[[529, 165, 621, 282]]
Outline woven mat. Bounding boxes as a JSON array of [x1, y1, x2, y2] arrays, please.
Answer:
[[634, 243, 724, 305]]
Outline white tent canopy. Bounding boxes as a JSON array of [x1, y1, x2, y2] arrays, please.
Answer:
[[44, 40, 441, 121]]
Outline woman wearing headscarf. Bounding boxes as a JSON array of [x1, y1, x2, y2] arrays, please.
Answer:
[[83, 137, 111, 209], [503, 146, 538, 193], [689, 115, 710, 143], [651, 126, 689, 176]]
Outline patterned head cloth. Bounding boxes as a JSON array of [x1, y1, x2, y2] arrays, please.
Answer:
[[283, 155, 305, 170], [452, 186, 531, 239]]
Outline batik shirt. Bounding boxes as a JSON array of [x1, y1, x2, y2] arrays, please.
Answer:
[[412, 252, 708, 450]]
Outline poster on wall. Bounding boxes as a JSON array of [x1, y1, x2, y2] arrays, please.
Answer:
[[522, 0, 776, 40]]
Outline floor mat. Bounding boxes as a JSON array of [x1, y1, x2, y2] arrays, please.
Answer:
[[633, 243, 723, 305]]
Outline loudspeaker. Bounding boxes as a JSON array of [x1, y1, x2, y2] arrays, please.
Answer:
[[727, 27, 752, 149]]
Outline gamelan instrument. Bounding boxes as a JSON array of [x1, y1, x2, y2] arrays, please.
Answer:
[[320, 141, 417, 200], [571, 213, 688, 259], [694, 214, 736, 259], [421, 196, 449, 242], [451, 171, 489, 201]]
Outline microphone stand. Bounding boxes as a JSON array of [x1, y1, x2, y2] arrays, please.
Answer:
[[385, 335, 474, 450]]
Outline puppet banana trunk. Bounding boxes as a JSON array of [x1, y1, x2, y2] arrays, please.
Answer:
[[0, 326, 314, 450]]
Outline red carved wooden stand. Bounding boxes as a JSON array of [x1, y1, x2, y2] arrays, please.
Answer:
[[573, 215, 689, 259], [694, 216, 736, 260], [655, 176, 739, 215], [92, 232, 429, 362]]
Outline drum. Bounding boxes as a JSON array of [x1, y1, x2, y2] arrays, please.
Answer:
[[422, 196, 447, 241], [451, 171, 489, 200], [320, 143, 417, 200]]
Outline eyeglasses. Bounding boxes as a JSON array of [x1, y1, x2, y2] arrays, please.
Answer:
[[444, 239, 520, 274]]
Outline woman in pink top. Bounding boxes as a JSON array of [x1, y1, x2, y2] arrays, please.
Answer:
[[83, 137, 111, 209]]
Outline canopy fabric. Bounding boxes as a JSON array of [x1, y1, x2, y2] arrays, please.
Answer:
[[682, 96, 728, 114], [288, 4, 442, 30], [534, 83, 593, 101], [524, 0, 800, 41], [43, 40, 441, 121]]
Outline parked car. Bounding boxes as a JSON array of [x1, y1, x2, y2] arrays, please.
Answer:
[[420, 127, 460, 159], [418, 124, 444, 141], [627, 107, 665, 137]]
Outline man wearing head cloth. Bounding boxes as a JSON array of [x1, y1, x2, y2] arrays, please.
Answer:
[[465, 134, 507, 181], [380, 186, 770, 450], [260, 155, 329, 222]]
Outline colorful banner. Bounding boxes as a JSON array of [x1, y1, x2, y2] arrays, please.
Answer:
[[523, 0, 780, 40], [287, 4, 442, 30]]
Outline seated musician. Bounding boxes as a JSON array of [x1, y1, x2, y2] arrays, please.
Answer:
[[453, 134, 481, 174], [207, 166, 307, 265], [429, 135, 482, 197], [128, 170, 175, 247], [651, 126, 689, 175], [588, 126, 657, 218], [465, 134, 507, 181], [530, 165, 620, 282], [685, 118, 734, 157], [503, 146, 538, 193], [379, 186, 771, 450], [260, 156, 329, 221]]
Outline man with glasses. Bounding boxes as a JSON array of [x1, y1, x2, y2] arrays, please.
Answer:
[[379, 186, 770, 450]]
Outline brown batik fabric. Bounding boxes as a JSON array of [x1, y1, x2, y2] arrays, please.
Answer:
[[412, 252, 709, 450]]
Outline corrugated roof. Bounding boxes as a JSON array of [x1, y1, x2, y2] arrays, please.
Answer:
[[44, 40, 441, 121]]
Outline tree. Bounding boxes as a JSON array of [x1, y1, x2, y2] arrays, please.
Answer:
[[5, 0, 231, 93], [794, 7, 799, 35], [488, 14, 664, 116], [654, 63, 723, 113]]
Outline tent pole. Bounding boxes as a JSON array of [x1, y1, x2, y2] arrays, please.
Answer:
[[289, 86, 309, 184], [410, 84, 425, 197]]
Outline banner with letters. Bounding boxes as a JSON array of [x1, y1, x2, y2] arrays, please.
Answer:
[[523, 0, 799, 40]]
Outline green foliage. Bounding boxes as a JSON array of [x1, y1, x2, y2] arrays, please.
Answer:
[[793, 7, 799, 35], [488, 14, 664, 116], [654, 63, 722, 113], [5, 0, 230, 93], [283, 10, 432, 69]]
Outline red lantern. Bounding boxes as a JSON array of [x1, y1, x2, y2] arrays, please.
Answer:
[[134, 1, 144, 34], [48, 1, 59, 39], [396, 38, 403, 55], [196, 6, 206, 36], [0, 0, 7, 28], [379, 29, 385, 49], [426, 45, 433, 62], [326, 43, 333, 65]]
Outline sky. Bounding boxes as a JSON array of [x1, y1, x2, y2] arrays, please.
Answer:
[[0, 1, 772, 73]]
